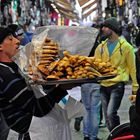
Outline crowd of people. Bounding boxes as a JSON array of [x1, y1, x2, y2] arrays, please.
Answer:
[[74, 17, 140, 140], [0, 16, 140, 140]]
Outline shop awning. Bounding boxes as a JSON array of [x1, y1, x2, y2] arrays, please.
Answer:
[[51, 0, 79, 20], [55, 0, 74, 12], [77, 0, 98, 18], [49, 0, 98, 20], [82, 6, 98, 18], [78, 0, 89, 7], [59, 9, 78, 19], [82, 0, 98, 12]]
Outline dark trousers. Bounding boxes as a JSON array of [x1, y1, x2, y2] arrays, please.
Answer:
[[100, 82, 125, 131], [0, 113, 9, 140], [0, 112, 30, 140], [18, 132, 31, 140]]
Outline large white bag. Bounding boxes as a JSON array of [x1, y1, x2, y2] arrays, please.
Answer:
[[7, 97, 84, 140], [7, 105, 72, 140], [29, 104, 72, 140]]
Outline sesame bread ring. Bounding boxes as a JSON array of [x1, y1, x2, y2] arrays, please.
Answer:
[[43, 41, 58, 46], [42, 45, 59, 50], [42, 49, 58, 54], [38, 60, 52, 65], [39, 54, 57, 58], [39, 57, 55, 61]]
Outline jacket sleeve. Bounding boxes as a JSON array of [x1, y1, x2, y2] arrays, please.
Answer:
[[126, 45, 139, 92], [33, 86, 68, 117]]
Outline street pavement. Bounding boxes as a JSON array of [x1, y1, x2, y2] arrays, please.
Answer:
[[70, 84, 132, 140]]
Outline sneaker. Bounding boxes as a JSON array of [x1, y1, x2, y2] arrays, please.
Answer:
[[84, 136, 90, 140], [74, 119, 82, 131]]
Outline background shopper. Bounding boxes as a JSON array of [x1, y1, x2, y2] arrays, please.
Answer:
[[129, 30, 140, 139], [94, 17, 138, 131], [81, 83, 101, 140]]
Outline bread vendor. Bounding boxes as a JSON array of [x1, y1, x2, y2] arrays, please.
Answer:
[[0, 26, 68, 140]]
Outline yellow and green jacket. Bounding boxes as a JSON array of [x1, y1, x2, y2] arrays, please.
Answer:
[[94, 37, 139, 92]]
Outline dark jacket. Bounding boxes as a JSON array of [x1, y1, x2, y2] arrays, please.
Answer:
[[0, 62, 67, 134], [129, 49, 140, 139]]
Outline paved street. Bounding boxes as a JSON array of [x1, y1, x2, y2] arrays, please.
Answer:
[[70, 84, 132, 140]]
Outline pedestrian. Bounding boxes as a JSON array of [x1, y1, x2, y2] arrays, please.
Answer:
[[121, 17, 132, 44], [81, 83, 101, 140], [22, 23, 34, 43], [94, 17, 138, 131], [8, 24, 31, 46], [0, 26, 68, 139], [129, 30, 140, 139], [121, 26, 131, 44], [80, 24, 107, 140]]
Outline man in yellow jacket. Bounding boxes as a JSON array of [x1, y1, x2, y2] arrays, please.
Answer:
[[94, 17, 139, 131]]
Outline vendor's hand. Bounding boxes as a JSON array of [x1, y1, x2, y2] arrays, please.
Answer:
[[128, 95, 136, 103]]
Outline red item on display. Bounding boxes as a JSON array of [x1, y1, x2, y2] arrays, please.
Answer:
[[113, 134, 135, 140]]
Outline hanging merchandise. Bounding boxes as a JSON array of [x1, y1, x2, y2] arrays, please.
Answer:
[[119, 0, 123, 6], [131, 0, 138, 15], [116, 0, 125, 24], [13, 0, 17, 11], [17, 1, 21, 17], [116, 0, 125, 6]]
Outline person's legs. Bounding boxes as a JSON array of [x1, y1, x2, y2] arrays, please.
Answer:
[[89, 87, 101, 140], [81, 84, 101, 140], [74, 116, 83, 131], [100, 82, 125, 131], [100, 86, 110, 130], [18, 132, 31, 140], [81, 85, 91, 138], [23, 132, 31, 140], [0, 113, 9, 140], [107, 83, 125, 131], [74, 99, 83, 131]]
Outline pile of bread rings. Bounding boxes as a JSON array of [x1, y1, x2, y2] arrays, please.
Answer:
[[28, 37, 117, 81]]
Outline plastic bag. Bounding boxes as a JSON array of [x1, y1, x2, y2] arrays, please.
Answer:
[[29, 104, 72, 140], [13, 26, 98, 72], [32, 26, 98, 56], [64, 96, 85, 120]]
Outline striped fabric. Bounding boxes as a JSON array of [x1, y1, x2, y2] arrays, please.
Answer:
[[0, 62, 67, 134]]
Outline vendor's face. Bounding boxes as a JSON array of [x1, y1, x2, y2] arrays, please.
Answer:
[[0, 34, 20, 59], [101, 26, 113, 38]]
